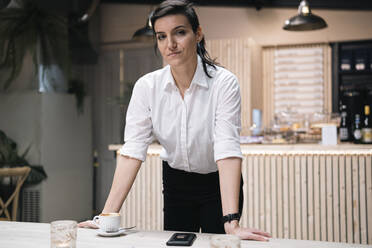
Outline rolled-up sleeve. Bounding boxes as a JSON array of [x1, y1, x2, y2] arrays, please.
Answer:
[[119, 78, 154, 162], [214, 75, 243, 162]]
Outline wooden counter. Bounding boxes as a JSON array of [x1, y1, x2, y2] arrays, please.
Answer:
[[109, 143, 372, 155], [108, 143, 372, 245]]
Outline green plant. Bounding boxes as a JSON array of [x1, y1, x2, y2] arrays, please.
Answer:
[[0, 130, 47, 185], [0, 0, 69, 90]]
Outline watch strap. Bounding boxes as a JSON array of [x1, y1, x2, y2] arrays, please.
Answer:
[[221, 213, 241, 224]]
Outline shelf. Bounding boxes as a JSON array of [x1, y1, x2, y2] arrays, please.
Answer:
[[338, 70, 372, 75], [331, 39, 372, 112]]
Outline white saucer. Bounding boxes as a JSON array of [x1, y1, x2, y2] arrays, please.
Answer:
[[97, 229, 126, 237]]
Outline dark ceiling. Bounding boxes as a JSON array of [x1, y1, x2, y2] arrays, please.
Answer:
[[101, 0, 372, 11]]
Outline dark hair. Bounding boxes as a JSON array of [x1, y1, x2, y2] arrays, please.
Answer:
[[150, 0, 217, 78]]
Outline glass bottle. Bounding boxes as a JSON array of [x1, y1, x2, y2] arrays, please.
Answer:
[[362, 105, 372, 144], [339, 104, 350, 142], [353, 114, 362, 144]]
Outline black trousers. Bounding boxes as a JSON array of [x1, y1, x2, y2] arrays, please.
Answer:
[[162, 161, 244, 234]]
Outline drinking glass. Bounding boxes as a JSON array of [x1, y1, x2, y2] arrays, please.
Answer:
[[50, 220, 77, 248]]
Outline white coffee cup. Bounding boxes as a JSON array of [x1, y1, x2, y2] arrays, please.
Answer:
[[93, 213, 121, 233]]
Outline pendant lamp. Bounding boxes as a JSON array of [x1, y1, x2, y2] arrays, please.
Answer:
[[132, 12, 154, 42], [283, 0, 327, 31]]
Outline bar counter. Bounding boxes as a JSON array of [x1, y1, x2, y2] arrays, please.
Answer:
[[110, 143, 372, 155], [108, 143, 372, 245]]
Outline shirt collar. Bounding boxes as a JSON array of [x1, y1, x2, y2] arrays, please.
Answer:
[[163, 55, 210, 91]]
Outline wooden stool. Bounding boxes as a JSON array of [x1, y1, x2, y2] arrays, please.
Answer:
[[0, 167, 31, 221]]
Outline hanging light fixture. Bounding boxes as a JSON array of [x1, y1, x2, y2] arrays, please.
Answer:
[[132, 12, 154, 42], [283, 0, 327, 31]]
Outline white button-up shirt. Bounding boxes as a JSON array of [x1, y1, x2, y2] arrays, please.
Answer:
[[119, 56, 243, 174]]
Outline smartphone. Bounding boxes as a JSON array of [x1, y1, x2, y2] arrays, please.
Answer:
[[166, 232, 197, 246]]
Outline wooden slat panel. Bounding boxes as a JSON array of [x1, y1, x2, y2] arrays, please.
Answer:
[[307, 156, 314, 240], [141, 159, 146, 228], [247, 156, 254, 229], [353, 156, 360, 243], [241, 157, 247, 228], [206, 38, 252, 133], [283, 155, 290, 239], [289, 156, 296, 238], [241, 157, 248, 228], [149, 157, 155, 229], [146, 159, 151, 229], [157, 156, 163, 230], [271, 156, 278, 238], [324, 45, 332, 112], [340, 155, 347, 243], [120, 154, 163, 231], [295, 156, 302, 239], [326, 155, 334, 242], [277, 156, 284, 238], [333, 155, 340, 242], [314, 155, 321, 241], [366, 155, 372, 244], [253, 156, 260, 229], [259, 156, 265, 230], [265, 156, 272, 234], [359, 156, 367, 244], [346, 156, 353, 243], [262, 48, 275, 127], [320, 155, 327, 241], [301, 156, 308, 240]]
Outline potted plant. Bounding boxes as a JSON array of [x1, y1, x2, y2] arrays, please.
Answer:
[[0, 129, 47, 218], [0, 0, 69, 91], [0, 0, 89, 113]]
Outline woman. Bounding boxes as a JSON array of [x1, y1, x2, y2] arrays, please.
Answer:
[[80, 0, 270, 241]]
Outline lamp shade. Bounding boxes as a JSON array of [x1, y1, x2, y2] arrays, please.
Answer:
[[132, 13, 154, 42], [132, 25, 153, 40], [283, 0, 327, 31]]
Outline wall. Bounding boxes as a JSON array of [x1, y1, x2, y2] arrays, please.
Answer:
[[80, 47, 162, 212], [0, 93, 42, 165], [100, 4, 372, 45], [40, 93, 93, 222], [99, 4, 372, 115], [0, 92, 93, 222]]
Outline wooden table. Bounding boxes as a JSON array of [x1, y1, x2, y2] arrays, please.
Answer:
[[0, 221, 370, 248]]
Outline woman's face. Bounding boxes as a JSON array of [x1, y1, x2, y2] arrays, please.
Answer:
[[154, 14, 202, 68]]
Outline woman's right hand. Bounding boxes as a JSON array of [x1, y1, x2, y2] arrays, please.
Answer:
[[78, 156, 141, 229], [77, 220, 99, 229]]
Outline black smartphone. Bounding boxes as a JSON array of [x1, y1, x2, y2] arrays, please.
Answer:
[[166, 232, 197, 246]]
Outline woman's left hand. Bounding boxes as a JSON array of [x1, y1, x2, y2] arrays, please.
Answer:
[[225, 221, 271, 241]]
